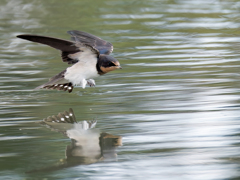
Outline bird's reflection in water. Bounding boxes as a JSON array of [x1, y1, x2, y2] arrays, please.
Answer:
[[27, 108, 122, 173]]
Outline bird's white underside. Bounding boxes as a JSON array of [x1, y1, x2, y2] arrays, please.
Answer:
[[64, 46, 99, 88]]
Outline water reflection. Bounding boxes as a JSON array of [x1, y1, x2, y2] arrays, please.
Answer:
[[27, 108, 122, 173]]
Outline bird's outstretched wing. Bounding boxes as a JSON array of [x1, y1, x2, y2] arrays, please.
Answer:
[[67, 30, 113, 55], [17, 34, 99, 65]]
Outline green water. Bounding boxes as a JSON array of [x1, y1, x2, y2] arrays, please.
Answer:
[[1, 0, 240, 179]]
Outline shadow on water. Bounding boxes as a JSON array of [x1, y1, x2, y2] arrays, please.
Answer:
[[26, 108, 122, 173]]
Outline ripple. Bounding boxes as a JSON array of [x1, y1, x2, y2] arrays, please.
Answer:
[[0, 136, 36, 141], [101, 14, 164, 19]]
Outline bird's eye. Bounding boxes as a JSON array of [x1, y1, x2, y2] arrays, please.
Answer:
[[109, 62, 116, 66]]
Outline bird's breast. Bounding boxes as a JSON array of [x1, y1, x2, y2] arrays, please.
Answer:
[[64, 60, 99, 85]]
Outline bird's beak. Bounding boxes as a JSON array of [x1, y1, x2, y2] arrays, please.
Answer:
[[117, 65, 122, 69]]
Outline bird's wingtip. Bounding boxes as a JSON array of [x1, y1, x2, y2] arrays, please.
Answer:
[[16, 34, 31, 39], [16, 35, 23, 38]]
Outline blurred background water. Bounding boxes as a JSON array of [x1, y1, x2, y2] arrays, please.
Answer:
[[1, 0, 240, 179]]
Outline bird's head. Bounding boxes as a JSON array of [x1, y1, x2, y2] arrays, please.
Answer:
[[98, 55, 122, 74]]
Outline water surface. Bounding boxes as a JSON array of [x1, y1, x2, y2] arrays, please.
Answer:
[[1, 0, 240, 179]]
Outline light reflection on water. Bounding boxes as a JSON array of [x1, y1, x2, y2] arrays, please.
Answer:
[[0, 0, 240, 179]]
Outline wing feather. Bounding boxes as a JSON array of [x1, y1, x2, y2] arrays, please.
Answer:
[[17, 34, 99, 65], [17, 35, 77, 52], [67, 30, 113, 55]]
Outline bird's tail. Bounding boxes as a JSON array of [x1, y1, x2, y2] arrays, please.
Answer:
[[35, 82, 74, 93], [35, 69, 74, 93]]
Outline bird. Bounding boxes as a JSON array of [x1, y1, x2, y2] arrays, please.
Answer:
[[17, 30, 122, 93]]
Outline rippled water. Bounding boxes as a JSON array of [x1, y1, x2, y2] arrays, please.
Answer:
[[1, 0, 240, 179]]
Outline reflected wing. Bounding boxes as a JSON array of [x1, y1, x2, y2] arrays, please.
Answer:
[[67, 30, 113, 55], [42, 108, 97, 132], [17, 34, 99, 65], [43, 108, 77, 124]]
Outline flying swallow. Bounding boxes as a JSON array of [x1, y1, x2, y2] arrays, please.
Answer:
[[17, 30, 121, 93]]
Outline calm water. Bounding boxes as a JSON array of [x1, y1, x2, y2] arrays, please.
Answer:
[[1, 0, 240, 179]]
